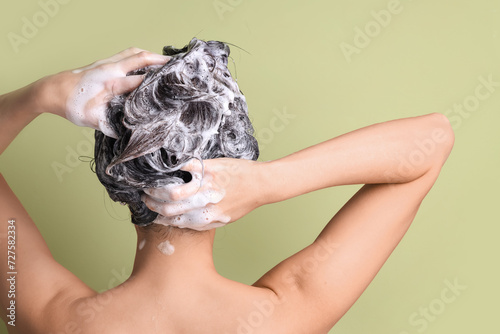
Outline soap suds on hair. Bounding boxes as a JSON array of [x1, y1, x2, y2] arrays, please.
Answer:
[[157, 240, 175, 255], [94, 38, 259, 227]]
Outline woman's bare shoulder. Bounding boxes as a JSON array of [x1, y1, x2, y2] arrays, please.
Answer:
[[54, 276, 282, 334]]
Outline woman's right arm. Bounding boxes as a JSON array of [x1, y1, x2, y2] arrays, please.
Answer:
[[144, 113, 454, 226], [144, 113, 454, 332], [252, 113, 454, 332], [262, 112, 453, 202]]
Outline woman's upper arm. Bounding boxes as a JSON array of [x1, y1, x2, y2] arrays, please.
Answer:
[[0, 173, 93, 328], [253, 167, 443, 333]]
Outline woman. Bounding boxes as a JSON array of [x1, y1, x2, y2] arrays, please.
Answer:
[[0, 40, 454, 333]]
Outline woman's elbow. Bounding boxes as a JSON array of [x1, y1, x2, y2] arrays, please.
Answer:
[[427, 112, 455, 167]]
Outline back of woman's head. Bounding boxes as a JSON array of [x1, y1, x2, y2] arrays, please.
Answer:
[[94, 38, 259, 226]]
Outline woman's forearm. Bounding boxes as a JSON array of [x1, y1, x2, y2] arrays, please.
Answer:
[[262, 113, 454, 204], [0, 78, 49, 156]]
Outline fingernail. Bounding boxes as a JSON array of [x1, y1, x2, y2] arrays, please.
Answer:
[[160, 55, 171, 62]]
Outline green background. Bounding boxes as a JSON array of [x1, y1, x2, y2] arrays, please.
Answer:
[[1, 0, 499, 333]]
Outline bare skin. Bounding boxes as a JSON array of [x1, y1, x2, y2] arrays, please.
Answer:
[[0, 48, 454, 333]]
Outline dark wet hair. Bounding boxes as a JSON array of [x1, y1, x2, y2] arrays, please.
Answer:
[[94, 38, 259, 226]]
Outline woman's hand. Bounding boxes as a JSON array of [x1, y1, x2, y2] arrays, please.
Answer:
[[141, 158, 266, 231], [42, 48, 171, 137]]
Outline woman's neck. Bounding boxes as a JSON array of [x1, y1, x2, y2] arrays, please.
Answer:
[[130, 226, 219, 289]]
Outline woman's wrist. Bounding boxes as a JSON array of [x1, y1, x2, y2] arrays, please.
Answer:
[[258, 153, 323, 205], [30, 77, 51, 116], [34, 72, 71, 117], [0, 82, 41, 119], [256, 159, 287, 206], [5, 75, 59, 117], [0, 78, 51, 154]]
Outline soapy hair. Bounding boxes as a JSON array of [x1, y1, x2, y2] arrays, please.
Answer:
[[94, 38, 259, 226]]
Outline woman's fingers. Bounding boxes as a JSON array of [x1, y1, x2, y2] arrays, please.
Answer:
[[140, 158, 233, 230], [64, 48, 171, 135], [112, 75, 146, 96], [105, 47, 147, 63], [72, 48, 149, 74], [142, 186, 225, 217], [143, 161, 207, 202], [143, 184, 179, 202], [153, 205, 230, 231], [142, 195, 193, 217], [143, 178, 202, 202], [180, 159, 204, 174], [117, 51, 171, 75], [200, 222, 227, 230]]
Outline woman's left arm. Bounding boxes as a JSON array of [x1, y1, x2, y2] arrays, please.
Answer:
[[0, 49, 170, 330], [0, 75, 95, 332]]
